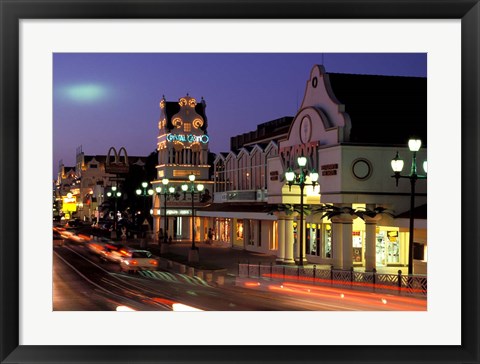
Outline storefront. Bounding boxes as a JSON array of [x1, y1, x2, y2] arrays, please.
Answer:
[[213, 217, 231, 243]]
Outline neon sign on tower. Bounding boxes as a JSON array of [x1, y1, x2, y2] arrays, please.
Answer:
[[166, 133, 209, 144]]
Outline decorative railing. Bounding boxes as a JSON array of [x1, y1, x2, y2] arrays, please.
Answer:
[[238, 263, 427, 297]]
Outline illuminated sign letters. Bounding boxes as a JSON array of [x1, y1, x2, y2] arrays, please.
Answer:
[[166, 133, 209, 144], [279, 141, 319, 172]]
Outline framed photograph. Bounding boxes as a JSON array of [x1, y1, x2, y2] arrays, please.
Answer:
[[1, 1, 479, 363]]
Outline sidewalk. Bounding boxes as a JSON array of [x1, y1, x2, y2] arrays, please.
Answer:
[[127, 239, 278, 276], [122, 238, 410, 276]]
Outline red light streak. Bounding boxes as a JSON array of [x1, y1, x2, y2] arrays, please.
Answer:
[[244, 282, 261, 287], [263, 273, 426, 294], [265, 282, 426, 310]]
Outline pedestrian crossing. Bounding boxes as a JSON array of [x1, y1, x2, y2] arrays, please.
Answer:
[[137, 270, 211, 287]]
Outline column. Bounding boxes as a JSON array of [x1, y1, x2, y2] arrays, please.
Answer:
[[364, 215, 381, 272], [153, 214, 160, 240], [276, 218, 286, 262], [340, 214, 355, 270], [331, 216, 343, 269], [294, 216, 306, 263], [284, 217, 295, 263]]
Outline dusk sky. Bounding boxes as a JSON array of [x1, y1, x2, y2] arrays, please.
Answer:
[[53, 53, 427, 178]]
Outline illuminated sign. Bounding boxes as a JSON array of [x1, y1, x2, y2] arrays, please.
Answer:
[[166, 209, 192, 216], [279, 141, 319, 172], [62, 194, 77, 212], [166, 133, 209, 144]]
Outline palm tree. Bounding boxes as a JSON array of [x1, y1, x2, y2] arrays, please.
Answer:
[[312, 204, 394, 221], [265, 203, 313, 217]]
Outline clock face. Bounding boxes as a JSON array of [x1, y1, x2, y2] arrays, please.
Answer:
[[299, 116, 312, 144]]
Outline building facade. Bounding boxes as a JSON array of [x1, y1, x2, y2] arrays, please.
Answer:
[[55, 147, 149, 223], [201, 65, 427, 273], [151, 95, 213, 243]]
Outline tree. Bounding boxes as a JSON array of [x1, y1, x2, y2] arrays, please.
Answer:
[[311, 204, 394, 221]]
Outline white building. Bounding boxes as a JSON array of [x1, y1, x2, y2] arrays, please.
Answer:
[[201, 65, 427, 273]]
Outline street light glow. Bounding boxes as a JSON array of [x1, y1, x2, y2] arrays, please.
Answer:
[[408, 138, 422, 152], [391, 152, 404, 173]]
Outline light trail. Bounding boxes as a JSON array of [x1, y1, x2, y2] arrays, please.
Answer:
[[262, 273, 426, 294], [267, 282, 426, 311]]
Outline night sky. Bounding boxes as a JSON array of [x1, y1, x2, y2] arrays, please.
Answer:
[[53, 53, 427, 178]]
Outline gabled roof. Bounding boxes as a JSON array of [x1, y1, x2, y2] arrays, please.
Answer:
[[327, 73, 427, 146]]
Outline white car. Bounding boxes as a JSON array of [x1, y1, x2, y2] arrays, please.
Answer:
[[120, 250, 158, 273]]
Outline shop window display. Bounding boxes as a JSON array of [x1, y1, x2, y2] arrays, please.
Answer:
[[376, 229, 400, 265], [236, 221, 244, 240], [307, 223, 321, 256], [387, 231, 400, 263], [352, 231, 363, 263], [324, 224, 332, 258], [215, 218, 231, 243]]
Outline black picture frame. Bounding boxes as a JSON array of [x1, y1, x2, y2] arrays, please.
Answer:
[[1, 1, 478, 363]]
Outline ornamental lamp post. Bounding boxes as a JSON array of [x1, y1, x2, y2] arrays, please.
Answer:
[[106, 186, 122, 239], [285, 156, 319, 266], [155, 178, 176, 250], [391, 138, 427, 276], [181, 174, 205, 262], [136, 182, 154, 240]]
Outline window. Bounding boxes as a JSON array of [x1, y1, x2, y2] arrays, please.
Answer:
[[90, 164, 97, 169], [184, 123, 191, 132], [132, 251, 153, 258], [324, 224, 332, 258], [236, 221, 244, 240]]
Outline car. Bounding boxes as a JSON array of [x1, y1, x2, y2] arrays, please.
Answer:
[[66, 219, 82, 228], [86, 241, 106, 255], [100, 242, 130, 263], [53, 229, 65, 247], [120, 250, 158, 273], [66, 233, 89, 244]]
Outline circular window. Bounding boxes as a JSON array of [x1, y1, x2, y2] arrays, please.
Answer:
[[312, 77, 318, 88], [352, 159, 372, 180]]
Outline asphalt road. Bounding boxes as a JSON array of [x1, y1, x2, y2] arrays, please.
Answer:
[[53, 241, 426, 311]]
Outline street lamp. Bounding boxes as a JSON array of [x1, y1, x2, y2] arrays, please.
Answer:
[[391, 138, 427, 276], [136, 181, 154, 214], [106, 186, 122, 238], [181, 174, 204, 262], [285, 156, 319, 266], [155, 178, 176, 248], [136, 182, 154, 239]]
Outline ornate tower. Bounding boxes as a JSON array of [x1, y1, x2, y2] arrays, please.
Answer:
[[156, 94, 210, 181]]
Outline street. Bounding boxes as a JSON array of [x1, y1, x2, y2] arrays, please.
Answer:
[[53, 240, 427, 311]]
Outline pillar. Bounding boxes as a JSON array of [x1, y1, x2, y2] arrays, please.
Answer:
[[277, 218, 286, 262], [284, 217, 295, 263], [331, 216, 343, 269], [340, 214, 355, 270], [294, 216, 306, 264], [153, 214, 160, 240], [364, 215, 381, 272]]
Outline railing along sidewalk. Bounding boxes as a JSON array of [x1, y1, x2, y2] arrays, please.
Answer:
[[238, 262, 427, 297]]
